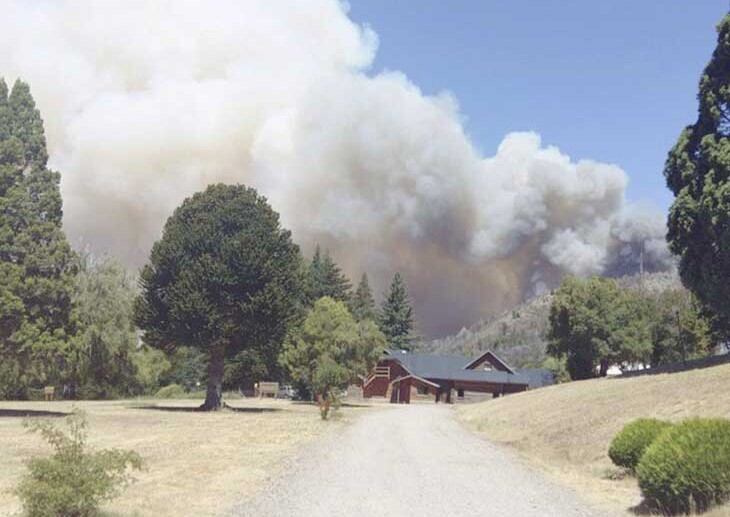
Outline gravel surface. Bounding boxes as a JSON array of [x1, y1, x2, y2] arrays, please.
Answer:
[[234, 404, 605, 517]]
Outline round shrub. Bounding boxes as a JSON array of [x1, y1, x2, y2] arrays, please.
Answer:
[[154, 383, 185, 399], [637, 418, 730, 514], [608, 418, 673, 471]]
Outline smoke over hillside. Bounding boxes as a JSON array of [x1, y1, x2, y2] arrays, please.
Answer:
[[0, 0, 672, 336]]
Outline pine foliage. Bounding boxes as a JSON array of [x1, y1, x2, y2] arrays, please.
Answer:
[[349, 273, 377, 322], [378, 272, 415, 351], [307, 245, 351, 303]]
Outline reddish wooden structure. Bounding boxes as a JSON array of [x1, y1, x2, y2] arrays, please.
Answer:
[[363, 350, 552, 404]]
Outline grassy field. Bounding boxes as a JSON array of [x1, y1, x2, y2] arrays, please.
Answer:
[[458, 363, 730, 515], [0, 398, 371, 516]]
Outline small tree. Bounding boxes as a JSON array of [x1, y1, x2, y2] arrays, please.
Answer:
[[281, 297, 384, 419], [349, 273, 377, 322], [135, 184, 304, 410], [16, 410, 142, 517], [311, 355, 349, 419], [379, 273, 415, 351]]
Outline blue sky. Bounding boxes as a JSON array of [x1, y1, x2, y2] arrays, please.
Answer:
[[348, 1, 729, 212]]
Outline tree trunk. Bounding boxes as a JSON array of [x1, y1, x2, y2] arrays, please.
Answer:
[[201, 344, 225, 411], [599, 359, 609, 377], [316, 393, 331, 420]]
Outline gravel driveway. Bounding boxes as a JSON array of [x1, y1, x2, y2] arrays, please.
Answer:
[[234, 404, 604, 517]]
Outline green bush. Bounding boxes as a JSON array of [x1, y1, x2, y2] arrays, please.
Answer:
[[608, 418, 673, 471], [16, 410, 142, 517], [637, 418, 730, 514], [154, 383, 186, 399]]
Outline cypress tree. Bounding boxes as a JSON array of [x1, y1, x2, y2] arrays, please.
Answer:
[[379, 272, 415, 351], [349, 273, 377, 322], [0, 79, 76, 398], [664, 13, 730, 334]]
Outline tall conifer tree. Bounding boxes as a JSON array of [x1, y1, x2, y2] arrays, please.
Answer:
[[0, 79, 76, 398], [307, 245, 351, 303], [378, 272, 415, 351], [349, 273, 377, 322], [665, 13, 730, 334]]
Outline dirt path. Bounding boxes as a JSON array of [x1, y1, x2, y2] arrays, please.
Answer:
[[234, 404, 605, 517]]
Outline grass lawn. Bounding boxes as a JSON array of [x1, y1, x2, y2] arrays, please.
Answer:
[[457, 363, 730, 516], [0, 398, 370, 516]]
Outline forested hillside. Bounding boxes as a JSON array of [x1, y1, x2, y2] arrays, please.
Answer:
[[419, 271, 683, 368]]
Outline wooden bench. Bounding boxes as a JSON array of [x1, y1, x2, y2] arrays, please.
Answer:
[[257, 382, 279, 398], [43, 386, 55, 401]]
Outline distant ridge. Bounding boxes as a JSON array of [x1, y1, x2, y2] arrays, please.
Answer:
[[418, 271, 683, 369]]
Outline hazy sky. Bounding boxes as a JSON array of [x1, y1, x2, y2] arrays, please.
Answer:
[[1, 1, 714, 336], [348, 1, 729, 212]]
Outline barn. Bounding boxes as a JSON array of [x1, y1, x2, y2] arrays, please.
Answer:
[[362, 349, 552, 404]]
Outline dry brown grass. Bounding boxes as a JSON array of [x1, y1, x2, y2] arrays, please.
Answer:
[[457, 363, 730, 516], [0, 398, 371, 516]]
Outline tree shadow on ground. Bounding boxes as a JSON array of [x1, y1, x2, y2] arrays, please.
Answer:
[[134, 403, 281, 413], [629, 499, 676, 516], [0, 409, 68, 418]]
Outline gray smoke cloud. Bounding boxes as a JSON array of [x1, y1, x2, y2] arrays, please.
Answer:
[[0, 0, 672, 336]]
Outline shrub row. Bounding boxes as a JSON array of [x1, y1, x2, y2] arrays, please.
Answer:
[[608, 418, 672, 471], [609, 417, 730, 514]]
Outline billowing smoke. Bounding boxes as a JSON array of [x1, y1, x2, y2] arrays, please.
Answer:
[[0, 0, 672, 336]]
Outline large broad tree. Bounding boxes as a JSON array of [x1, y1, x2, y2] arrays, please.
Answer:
[[0, 79, 76, 398], [134, 184, 304, 410], [546, 277, 653, 380], [349, 273, 377, 322], [280, 297, 384, 419], [378, 272, 415, 351], [307, 245, 351, 303], [664, 13, 730, 335]]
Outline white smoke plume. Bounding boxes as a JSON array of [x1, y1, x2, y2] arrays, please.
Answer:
[[0, 0, 672, 336]]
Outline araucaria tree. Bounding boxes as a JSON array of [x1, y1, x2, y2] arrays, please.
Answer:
[[281, 297, 384, 419], [134, 184, 304, 410], [0, 79, 77, 398], [379, 272, 415, 350], [664, 13, 730, 333]]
